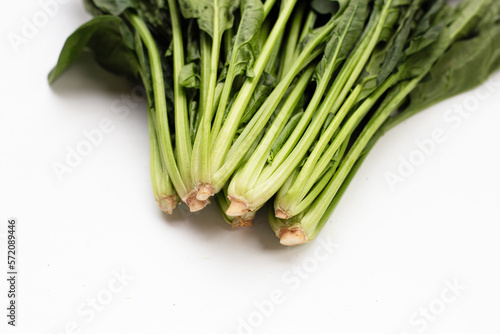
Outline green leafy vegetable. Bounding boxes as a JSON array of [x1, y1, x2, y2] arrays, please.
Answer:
[[49, 0, 500, 246]]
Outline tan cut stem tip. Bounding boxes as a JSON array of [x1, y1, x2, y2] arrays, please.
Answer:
[[159, 196, 177, 214], [279, 227, 307, 246], [185, 192, 209, 212], [226, 198, 248, 217], [275, 207, 290, 220], [196, 184, 214, 201]]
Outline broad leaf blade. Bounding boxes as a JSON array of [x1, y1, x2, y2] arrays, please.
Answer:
[[48, 16, 139, 83], [93, 0, 137, 16], [178, 0, 240, 38]]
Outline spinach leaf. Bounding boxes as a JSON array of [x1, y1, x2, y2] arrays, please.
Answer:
[[135, 0, 172, 40], [310, 0, 347, 15], [211, 0, 264, 138], [48, 16, 139, 83], [390, 24, 500, 127], [93, 0, 137, 16], [314, 0, 369, 82], [229, 0, 264, 78], [179, 63, 200, 88], [178, 0, 240, 38], [355, 0, 428, 101], [83, 0, 105, 16]]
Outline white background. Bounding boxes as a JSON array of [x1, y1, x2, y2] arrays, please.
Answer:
[[1, 1, 500, 334]]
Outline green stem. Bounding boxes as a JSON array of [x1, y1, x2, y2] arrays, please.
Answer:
[[303, 79, 418, 239], [127, 13, 188, 197], [211, 20, 334, 191], [277, 3, 305, 81], [227, 66, 315, 198], [198, 34, 212, 126], [279, 74, 399, 217], [233, 1, 394, 212], [278, 135, 349, 218], [297, 11, 317, 47], [279, 0, 496, 243], [191, 0, 224, 198], [148, 107, 178, 214], [257, 3, 383, 184], [210, 0, 299, 175], [167, 0, 193, 188]]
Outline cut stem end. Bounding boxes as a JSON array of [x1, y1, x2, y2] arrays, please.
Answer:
[[275, 207, 290, 220], [158, 196, 178, 214], [184, 192, 210, 212], [279, 227, 307, 246], [196, 184, 214, 201], [226, 198, 249, 217]]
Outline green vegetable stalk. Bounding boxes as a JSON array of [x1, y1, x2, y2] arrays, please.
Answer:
[[226, 0, 394, 216], [270, 0, 499, 245], [206, 0, 299, 198], [48, 0, 500, 246], [208, 18, 334, 194], [166, 0, 196, 208], [275, 0, 427, 219], [148, 108, 180, 214]]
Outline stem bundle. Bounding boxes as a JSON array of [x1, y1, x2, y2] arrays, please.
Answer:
[[49, 0, 500, 245]]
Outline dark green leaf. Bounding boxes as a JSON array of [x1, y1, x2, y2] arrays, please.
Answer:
[[179, 63, 201, 88], [229, 0, 264, 78], [83, 0, 105, 16], [310, 0, 345, 15], [314, 0, 370, 82], [355, 0, 428, 101], [93, 0, 137, 16], [398, 24, 500, 122], [48, 16, 139, 83], [178, 0, 240, 38]]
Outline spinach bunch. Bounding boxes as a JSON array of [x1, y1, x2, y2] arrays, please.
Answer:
[[49, 0, 500, 245]]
